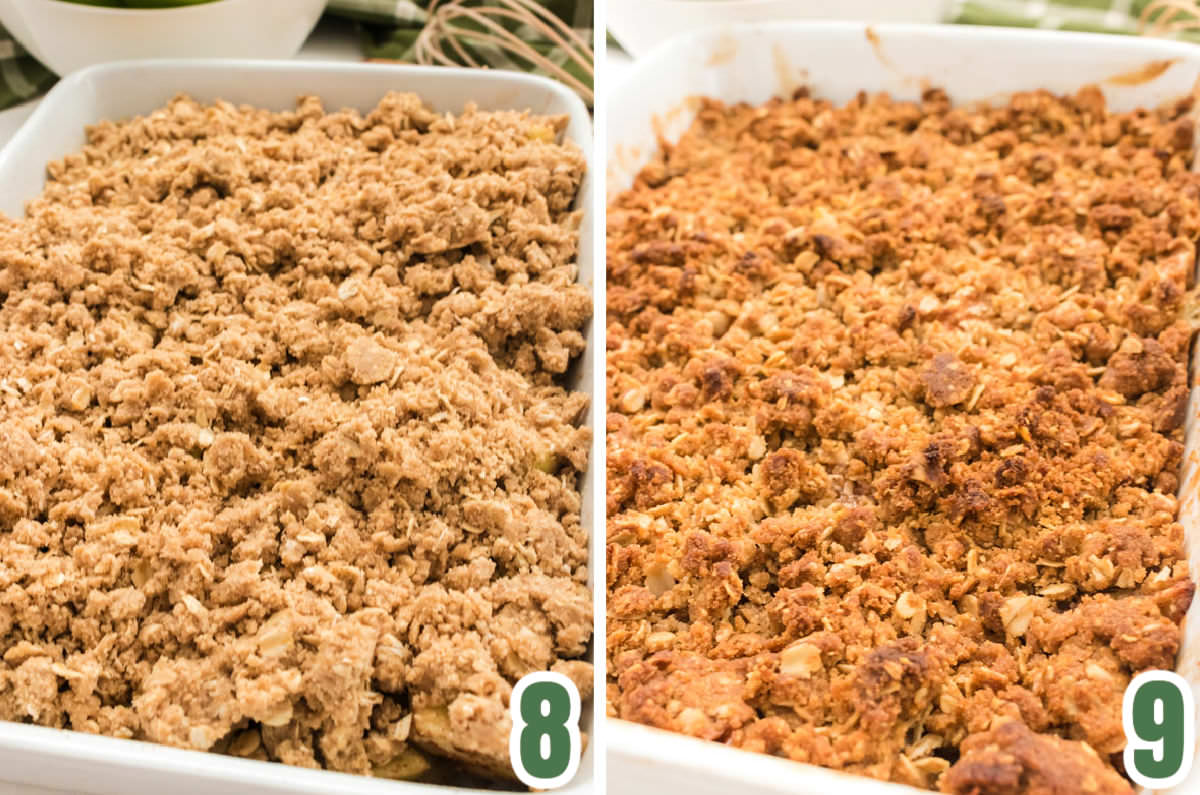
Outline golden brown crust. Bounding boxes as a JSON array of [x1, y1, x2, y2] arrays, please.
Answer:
[[942, 719, 1132, 795], [606, 86, 1197, 790], [0, 92, 592, 782]]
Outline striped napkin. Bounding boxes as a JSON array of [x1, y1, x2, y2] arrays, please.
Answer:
[[0, 25, 55, 112], [327, 0, 428, 27], [949, 0, 1200, 39]]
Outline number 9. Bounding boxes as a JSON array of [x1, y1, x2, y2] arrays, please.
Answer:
[[1123, 670, 1195, 788]]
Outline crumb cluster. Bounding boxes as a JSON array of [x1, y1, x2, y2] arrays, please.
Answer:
[[606, 86, 1198, 793], [0, 92, 592, 784]]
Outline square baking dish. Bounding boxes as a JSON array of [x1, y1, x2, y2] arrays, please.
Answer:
[[606, 21, 1200, 795], [0, 60, 596, 795]]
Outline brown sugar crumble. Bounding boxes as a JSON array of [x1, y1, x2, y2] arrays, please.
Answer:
[[606, 86, 1199, 793], [0, 92, 593, 785]]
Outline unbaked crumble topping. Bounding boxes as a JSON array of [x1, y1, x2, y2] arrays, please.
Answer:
[[0, 92, 593, 786]]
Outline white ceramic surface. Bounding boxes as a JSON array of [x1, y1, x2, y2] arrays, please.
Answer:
[[607, 21, 1200, 795], [607, 0, 949, 58], [0, 59, 596, 795], [0, 0, 327, 76]]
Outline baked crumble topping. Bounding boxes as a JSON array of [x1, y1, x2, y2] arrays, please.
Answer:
[[0, 92, 592, 785], [606, 85, 1197, 793]]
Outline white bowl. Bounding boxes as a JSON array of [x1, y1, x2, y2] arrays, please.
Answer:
[[0, 0, 327, 76]]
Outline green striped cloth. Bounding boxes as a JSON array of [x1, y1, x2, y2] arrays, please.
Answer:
[[328, 0, 428, 29], [0, 0, 593, 113], [949, 0, 1200, 39], [0, 25, 56, 112]]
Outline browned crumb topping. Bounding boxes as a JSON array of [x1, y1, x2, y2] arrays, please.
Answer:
[[0, 92, 593, 784], [943, 719, 1131, 795], [606, 86, 1198, 793]]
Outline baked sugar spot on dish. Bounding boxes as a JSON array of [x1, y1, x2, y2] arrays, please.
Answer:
[[605, 85, 1197, 793], [0, 92, 592, 786]]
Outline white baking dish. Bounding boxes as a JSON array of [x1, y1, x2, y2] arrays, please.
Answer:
[[607, 0, 947, 57], [0, 60, 596, 795], [606, 22, 1200, 795]]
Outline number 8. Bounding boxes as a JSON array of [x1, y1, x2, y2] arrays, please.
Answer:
[[1123, 670, 1195, 789], [510, 671, 582, 789]]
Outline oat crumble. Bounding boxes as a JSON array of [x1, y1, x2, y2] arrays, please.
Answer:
[[606, 86, 1198, 793], [0, 92, 593, 785]]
